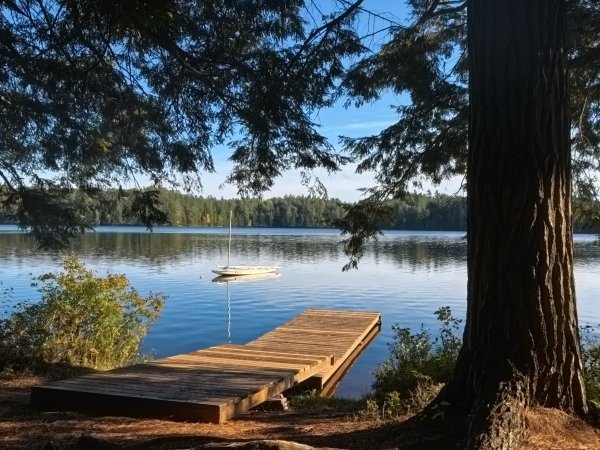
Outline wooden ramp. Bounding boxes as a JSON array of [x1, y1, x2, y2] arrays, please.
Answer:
[[31, 309, 381, 423]]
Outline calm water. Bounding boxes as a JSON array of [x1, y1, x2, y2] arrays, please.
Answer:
[[1, 225, 599, 397]]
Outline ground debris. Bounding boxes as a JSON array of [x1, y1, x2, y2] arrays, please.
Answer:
[[76, 435, 342, 450], [4, 375, 600, 450]]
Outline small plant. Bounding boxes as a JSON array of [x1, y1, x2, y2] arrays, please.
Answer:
[[0, 256, 165, 371], [289, 389, 364, 413], [370, 307, 461, 415], [581, 325, 600, 405], [356, 390, 422, 421], [358, 397, 382, 420], [381, 390, 403, 419], [405, 378, 444, 413]]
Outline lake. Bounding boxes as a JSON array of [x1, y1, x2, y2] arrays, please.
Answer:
[[1, 225, 599, 398]]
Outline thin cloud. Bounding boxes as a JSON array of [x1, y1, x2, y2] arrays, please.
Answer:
[[339, 120, 396, 130]]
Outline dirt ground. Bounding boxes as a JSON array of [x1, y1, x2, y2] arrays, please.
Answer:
[[2, 374, 600, 450]]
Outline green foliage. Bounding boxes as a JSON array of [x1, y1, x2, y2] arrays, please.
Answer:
[[581, 325, 600, 404], [359, 397, 382, 420], [0, 1, 364, 247], [288, 390, 363, 413], [4, 188, 598, 237], [334, 200, 393, 271], [370, 307, 462, 415], [370, 309, 600, 415], [0, 257, 165, 371], [339, 1, 600, 260], [379, 390, 403, 419], [373, 306, 462, 399], [155, 191, 349, 228], [0, 188, 473, 231], [343, 1, 468, 198]]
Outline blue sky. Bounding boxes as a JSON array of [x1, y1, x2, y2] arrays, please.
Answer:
[[188, 1, 462, 201], [205, 94, 404, 202]]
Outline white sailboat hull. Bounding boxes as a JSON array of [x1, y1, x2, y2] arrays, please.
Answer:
[[212, 272, 281, 284], [212, 265, 279, 276]]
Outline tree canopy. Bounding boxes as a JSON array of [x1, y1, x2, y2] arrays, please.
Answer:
[[343, 0, 600, 196], [2, 1, 599, 249], [336, 0, 600, 265], [0, 0, 364, 246]]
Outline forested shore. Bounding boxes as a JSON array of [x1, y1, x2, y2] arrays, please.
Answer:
[[4, 188, 597, 233], [156, 189, 469, 230]]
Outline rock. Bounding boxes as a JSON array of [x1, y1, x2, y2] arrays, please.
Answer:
[[77, 435, 344, 450], [197, 440, 342, 450], [251, 394, 290, 412]]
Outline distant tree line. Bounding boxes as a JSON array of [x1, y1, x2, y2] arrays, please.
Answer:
[[1, 188, 598, 232]]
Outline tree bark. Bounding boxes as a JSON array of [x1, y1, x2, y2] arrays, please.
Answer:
[[434, 0, 587, 448]]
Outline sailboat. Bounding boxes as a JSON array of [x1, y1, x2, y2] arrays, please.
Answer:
[[211, 211, 279, 277]]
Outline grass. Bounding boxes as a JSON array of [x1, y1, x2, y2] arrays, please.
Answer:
[[289, 390, 365, 414]]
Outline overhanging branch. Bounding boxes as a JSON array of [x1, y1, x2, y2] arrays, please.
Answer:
[[415, 0, 467, 28], [292, 0, 363, 64], [569, 45, 600, 70]]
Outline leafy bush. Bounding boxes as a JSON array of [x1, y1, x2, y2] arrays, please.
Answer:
[[370, 306, 462, 415], [581, 325, 600, 405], [0, 256, 165, 371], [371, 308, 600, 415], [373, 306, 462, 398]]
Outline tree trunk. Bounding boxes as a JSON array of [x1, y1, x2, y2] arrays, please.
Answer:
[[435, 0, 587, 448]]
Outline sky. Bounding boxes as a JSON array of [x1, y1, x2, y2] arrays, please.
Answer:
[[187, 1, 463, 202], [203, 94, 407, 202]]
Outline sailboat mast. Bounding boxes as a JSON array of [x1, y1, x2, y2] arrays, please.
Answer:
[[227, 210, 232, 268]]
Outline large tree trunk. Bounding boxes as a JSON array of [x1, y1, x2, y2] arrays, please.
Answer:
[[435, 0, 587, 448]]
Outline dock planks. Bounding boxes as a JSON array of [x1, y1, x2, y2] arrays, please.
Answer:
[[247, 309, 381, 392], [31, 309, 381, 423]]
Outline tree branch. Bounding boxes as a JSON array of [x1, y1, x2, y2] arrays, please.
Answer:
[[569, 46, 600, 70], [415, 0, 467, 28], [2, 0, 25, 17], [127, 18, 243, 116], [416, 0, 441, 27], [337, 0, 405, 28], [292, 0, 364, 65]]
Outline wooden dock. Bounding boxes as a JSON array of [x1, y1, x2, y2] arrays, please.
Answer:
[[31, 309, 381, 423], [247, 309, 381, 395]]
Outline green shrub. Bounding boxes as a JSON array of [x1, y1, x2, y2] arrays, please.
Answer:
[[358, 397, 382, 420], [373, 306, 462, 398], [371, 306, 461, 414], [581, 325, 600, 405], [372, 309, 600, 415], [0, 256, 165, 371]]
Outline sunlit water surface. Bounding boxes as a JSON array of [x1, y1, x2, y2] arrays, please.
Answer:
[[1, 225, 598, 397]]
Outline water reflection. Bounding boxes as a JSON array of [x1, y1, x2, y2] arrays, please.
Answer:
[[212, 273, 282, 343], [375, 238, 466, 272], [0, 230, 463, 268], [0, 228, 597, 270]]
